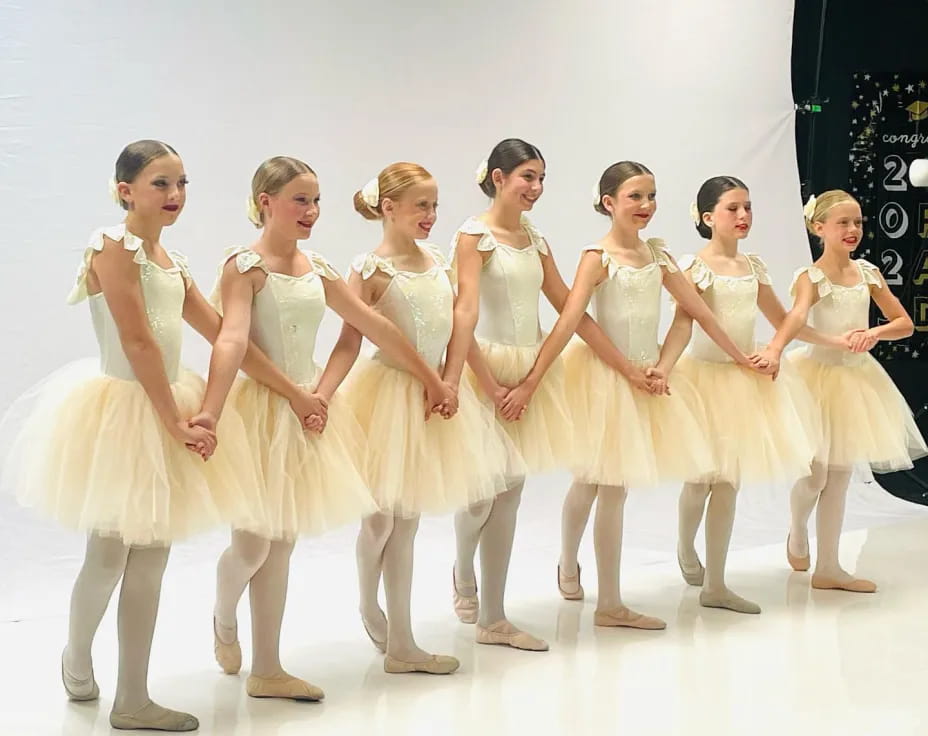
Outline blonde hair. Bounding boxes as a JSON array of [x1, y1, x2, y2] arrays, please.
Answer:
[[804, 189, 859, 235], [354, 162, 433, 220], [249, 156, 316, 228]]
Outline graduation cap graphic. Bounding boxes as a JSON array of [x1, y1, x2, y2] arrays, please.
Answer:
[[906, 100, 928, 122]]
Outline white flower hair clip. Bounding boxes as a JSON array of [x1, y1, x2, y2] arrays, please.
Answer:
[[689, 202, 701, 225], [361, 177, 380, 207], [802, 194, 818, 221], [592, 183, 602, 208], [246, 196, 262, 227], [475, 159, 489, 185], [109, 178, 122, 206]]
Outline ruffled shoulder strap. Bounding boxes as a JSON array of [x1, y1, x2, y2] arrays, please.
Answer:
[[677, 254, 713, 291], [450, 216, 497, 263], [581, 244, 619, 278], [306, 250, 340, 280], [857, 259, 883, 288], [167, 249, 193, 288], [220, 245, 268, 275], [789, 265, 831, 299], [521, 215, 549, 256], [744, 253, 772, 285], [351, 251, 397, 280], [419, 242, 452, 272], [645, 238, 677, 273], [68, 224, 147, 304]]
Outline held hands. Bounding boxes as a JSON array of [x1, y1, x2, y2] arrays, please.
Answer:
[[644, 365, 671, 396], [500, 378, 536, 422], [842, 328, 878, 353], [425, 380, 458, 420], [290, 389, 329, 434], [180, 413, 218, 461], [747, 349, 780, 379]]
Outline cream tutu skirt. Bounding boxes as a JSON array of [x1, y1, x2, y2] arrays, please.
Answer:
[[675, 355, 820, 485], [229, 373, 376, 540], [563, 342, 714, 487], [789, 350, 927, 471], [347, 357, 523, 516], [466, 339, 573, 473], [1, 360, 262, 546]]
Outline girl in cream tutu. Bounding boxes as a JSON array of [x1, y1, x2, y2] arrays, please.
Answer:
[[203, 157, 459, 698], [505, 161, 755, 629], [769, 189, 926, 592], [449, 140, 639, 649], [661, 176, 833, 615], [322, 162, 516, 674], [0, 140, 267, 731]]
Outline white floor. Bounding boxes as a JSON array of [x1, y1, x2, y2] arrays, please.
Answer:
[[1, 475, 926, 736]]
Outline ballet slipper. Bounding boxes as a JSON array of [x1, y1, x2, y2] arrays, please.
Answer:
[[452, 568, 479, 624], [811, 574, 876, 593], [475, 620, 549, 651], [246, 673, 324, 701], [699, 589, 761, 614], [787, 534, 811, 572], [676, 547, 705, 586], [61, 648, 99, 701], [109, 701, 198, 731], [593, 606, 666, 630], [361, 613, 387, 654], [557, 563, 584, 601], [383, 654, 460, 675], [213, 617, 241, 675]]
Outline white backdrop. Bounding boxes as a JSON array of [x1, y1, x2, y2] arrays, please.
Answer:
[[9, 0, 918, 583], [0, 0, 808, 415]]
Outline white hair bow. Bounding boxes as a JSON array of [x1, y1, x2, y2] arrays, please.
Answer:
[[361, 177, 380, 207], [802, 194, 818, 221], [475, 159, 489, 185], [246, 196, 262, 227], [109, 178, 122, 206], [689, 202, 701, 225]]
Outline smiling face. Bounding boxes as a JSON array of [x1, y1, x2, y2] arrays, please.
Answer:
[[259, 172, 320, 241], [705, 187, 752, 240], [493, 159, 545, 212], [117, 153, 187, 225], [383, 178, 438, 240], [814, 201, 863, 254], [604, 174, 656, 230]]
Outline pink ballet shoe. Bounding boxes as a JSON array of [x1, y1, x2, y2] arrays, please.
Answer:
[[476, 620, 549, 651], [811, 574, 877, 593], [61, 649, 99, 701], [213, 617, 241, 675], [109, 701, 198, 731], [384, 654, 460, 675], [594, 606, 666, 630], [361, 613, 387, 654], [452, 569, 479, 624], [246, 673, 325, 701], [677, 547, 705, 586], [557, 564, 584, 601], [787, 534, 811, 572]]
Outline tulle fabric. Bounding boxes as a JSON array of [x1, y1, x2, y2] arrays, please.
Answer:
[[1, 360, 263, 546]]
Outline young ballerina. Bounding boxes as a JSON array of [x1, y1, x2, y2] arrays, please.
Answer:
[[503, 161, 757, 628], [449, 140, 655, 648], [769, 190, 927, 592], [0, 140, 274, 731], [659, 176, 831, 614], [320, 161, 517, 674], [201, 156, 459, 698]]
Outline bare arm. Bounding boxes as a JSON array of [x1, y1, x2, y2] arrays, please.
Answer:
[[653, 269, 696, 376], [756, 283, 842, 349], [443, 233, 483, 390], [92, 239, 214, 454], [762, 273, 821, 360], [662, 267, 752, 367], [313, 271, 369, 401], [498, 252, 605, 420], [540, 246, 640, 379], [869, 275, 915, 341]]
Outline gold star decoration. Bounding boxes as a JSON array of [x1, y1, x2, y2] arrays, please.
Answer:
[[851, 101, 860, 109], [893, 83, 901, 92]]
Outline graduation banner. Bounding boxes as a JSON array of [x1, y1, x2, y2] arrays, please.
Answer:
[[848, 71, 928, 362]]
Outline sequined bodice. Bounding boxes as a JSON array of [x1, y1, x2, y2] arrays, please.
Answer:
[[451, 216, 547, 347], [793, 260, 880, 366], [68, 225, 188, 383], [215, 247, 339, 386], [353, 245, 454, 370], [683, 254, 770, 363], [587, 240, 673, 365]]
